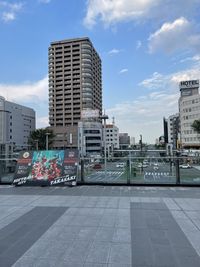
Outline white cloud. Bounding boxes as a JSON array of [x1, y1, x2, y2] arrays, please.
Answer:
[[0, 76, 49, 128], [107, 92, 179, 143], [139, 72, 164, 89], [180, 54, 200, 63], [2, 11, 15, 22], [0, 1, 23, 22], [83, 0, 160, 28], [37, 116, 49, 128], [148, 17, 200, 54], [108, 48, 121, 55], [140, 60, 200, 91], [119, 68, 128, 74], [107, 61, 200, 143], [83, 0, 200, 28]]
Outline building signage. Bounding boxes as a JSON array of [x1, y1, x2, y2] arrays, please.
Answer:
[[81, 109, 99, 119], [13, 149, 78, 186], [181, 90, 192, 96], [179, 80, 199, 89]]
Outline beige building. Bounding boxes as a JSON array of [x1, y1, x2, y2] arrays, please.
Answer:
[[179, 80, 200, 148], [106, 124, 119, 151], [48, 37, 102, 149]]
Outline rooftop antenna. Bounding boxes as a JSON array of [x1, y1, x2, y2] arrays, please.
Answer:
[[112, 116, 115, 125]]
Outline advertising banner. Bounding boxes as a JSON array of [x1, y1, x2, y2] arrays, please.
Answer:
[[13, 149, 78, 186]]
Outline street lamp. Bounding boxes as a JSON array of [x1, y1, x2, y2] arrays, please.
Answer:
[[45, 133, 50, 150]]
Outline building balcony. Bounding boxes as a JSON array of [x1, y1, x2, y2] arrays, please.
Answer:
[[82, 43, 92, 49]]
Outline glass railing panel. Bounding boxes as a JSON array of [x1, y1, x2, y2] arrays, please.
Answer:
[[0, 159, 17, 184], [130, 157, 176, 184], [82, 157, 128, 184], [179, 156, 200, 185]]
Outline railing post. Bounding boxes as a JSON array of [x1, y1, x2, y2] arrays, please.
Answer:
[[80, 159, 84, 183], [176, 155, 180, 184], [127, 159, 130, 185]]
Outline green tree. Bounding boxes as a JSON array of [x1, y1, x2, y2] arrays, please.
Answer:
[[191, 120, 200, 134], [28, 128, 54, 150]]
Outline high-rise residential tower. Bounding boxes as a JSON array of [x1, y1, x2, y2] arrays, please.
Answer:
[[48, 37, 102, 149]]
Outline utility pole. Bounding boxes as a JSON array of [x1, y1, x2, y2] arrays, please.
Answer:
[[140, 134, 143, 152], [101, 113, 109, 178], [45, 133, 50, 150], [140, 134, 143, 172]]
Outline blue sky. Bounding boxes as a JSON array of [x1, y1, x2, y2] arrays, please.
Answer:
[[0, 0, 200, 143]]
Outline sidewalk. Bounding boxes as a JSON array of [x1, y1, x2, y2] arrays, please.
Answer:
[[0, 185, 200, 266]]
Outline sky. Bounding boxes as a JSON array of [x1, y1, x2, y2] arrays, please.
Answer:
[[0, 0, 200, 143]]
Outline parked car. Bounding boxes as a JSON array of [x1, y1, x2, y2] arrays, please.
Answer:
[[93, 163, 102, 169], [180, 164, 192, 169], [137, 163, 148, 168], [116, 163, 125, 168]]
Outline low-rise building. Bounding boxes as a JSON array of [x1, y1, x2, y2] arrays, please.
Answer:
[[105, 124, 119, 155], [119, 133, 130, 150]]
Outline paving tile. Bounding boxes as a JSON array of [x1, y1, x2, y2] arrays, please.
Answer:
[[94, 227, 115, 242], [76, 226, 98, 240], [130, 202, 200, 267], [107, 264, 131, 267], [1, 186, 200, 267], [99, 215, 116, 227], [63, 239, 92, 264], [113, 227, 131, 243], [86, 241, 111, 264], [84, 263, 107, 267], [0, 207, 67, 266], [109, 243, 131, 264]]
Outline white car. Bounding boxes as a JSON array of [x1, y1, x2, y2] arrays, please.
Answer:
[[180, 164, 192, 169], [116, 163, 125, 168], [137, 163, 148, 168]]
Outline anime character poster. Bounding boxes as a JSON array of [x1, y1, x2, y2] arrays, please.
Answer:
[[13, 150, 78, 186]]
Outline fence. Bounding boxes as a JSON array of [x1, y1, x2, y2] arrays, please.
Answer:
[[1, 155, 200, 186], [78, 156, 200, 185]]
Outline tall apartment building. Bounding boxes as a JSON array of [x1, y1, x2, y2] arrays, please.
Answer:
[[0, 96, 35, 151], [48, 37, 102, 149], [179, 80, 200, 148]]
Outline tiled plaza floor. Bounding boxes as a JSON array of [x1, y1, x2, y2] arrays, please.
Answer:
[[0, 185, 200, 266]]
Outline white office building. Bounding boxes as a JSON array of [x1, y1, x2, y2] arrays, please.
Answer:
[[106, 124, 119, 154], [78, 120, 103, 157], [0, 96, 35, 151], [179, 80, 200, 148]]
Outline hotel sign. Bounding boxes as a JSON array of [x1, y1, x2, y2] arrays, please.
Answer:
[[179, 80, 199, 89]]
